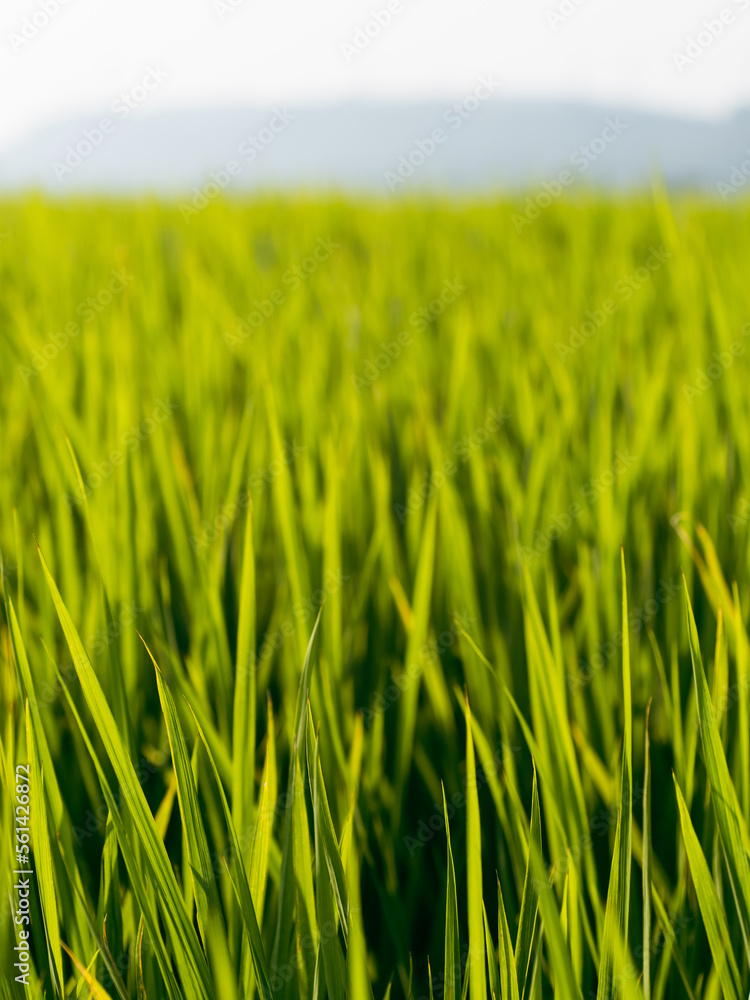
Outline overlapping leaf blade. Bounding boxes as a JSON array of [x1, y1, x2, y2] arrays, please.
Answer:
[[38, 546, 213, 1000], [683, 577, 750, 961]]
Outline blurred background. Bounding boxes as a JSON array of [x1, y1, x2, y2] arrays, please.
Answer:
[[2, 0, 750, 196]]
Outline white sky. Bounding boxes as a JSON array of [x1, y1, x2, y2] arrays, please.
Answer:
[[2, 0, 750, 148]]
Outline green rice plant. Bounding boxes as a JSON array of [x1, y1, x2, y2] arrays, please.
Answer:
[[1, 192, 750, 999]]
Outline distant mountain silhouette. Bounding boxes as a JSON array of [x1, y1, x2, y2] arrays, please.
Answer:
[[1, 101, 749, 196]]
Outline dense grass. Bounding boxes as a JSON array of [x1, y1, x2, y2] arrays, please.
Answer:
[[1, 193, 750, 999]]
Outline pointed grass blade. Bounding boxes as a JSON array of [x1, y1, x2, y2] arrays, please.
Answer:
[[465, 693, 487, 1000], [683, 576, 750, 959], [443, 784, 461, 1000], [38, 546, 213, 1000], [674, 776, 742, 1000]]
